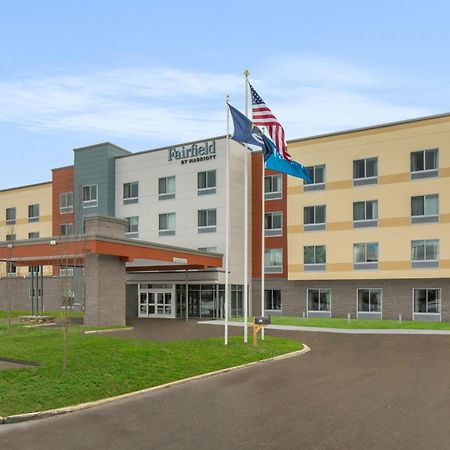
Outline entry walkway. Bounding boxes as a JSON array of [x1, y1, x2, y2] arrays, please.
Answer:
[[199, 319, 450, 335]]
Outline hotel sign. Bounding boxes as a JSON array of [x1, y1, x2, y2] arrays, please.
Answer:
[[168, 140, 216, 165]]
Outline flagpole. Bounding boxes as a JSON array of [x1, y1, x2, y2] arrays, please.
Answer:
[[243, 69, 249, 344], [261, 136, 265, 340], [224, 94, 230, 345]]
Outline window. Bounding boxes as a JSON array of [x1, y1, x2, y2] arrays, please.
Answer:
[[353, 157, 378, 185], [357, 289, 382, 316], [198, 247, 217, 253], [411, 239, 439, 268], [307, 289, 331, 316], [6, 207, 16, 225], [353, 242, 378, 270], [264, 248, 282, 273], [159, 213, 176, 236], [59, 266, 74, 277], [28, 232, 40, 239], [413, 288, 440, 319], [28, 204, 40, 222], [411, 194, 439, 223], [411, 149, 438, 179], [158, 177, 175, 200], [125, 216, 139, 237], [304, 205, 326, 231], [82, 184, 98, 208], [264, 174, 282, 200], [59, 192, 74, 213], [123, 182, 139, 204], [265, 290, 282, 311], [198, 209, 217, 233], [304, 245, 326, 271], [304, 165, 325, 191], [6, 261, 16, 276], [60, 223, 74, 236], [6, 234, 16, 241], [353, 200, 378, 227], [264, 212, 282, 236], [198, 170, 216, 195]]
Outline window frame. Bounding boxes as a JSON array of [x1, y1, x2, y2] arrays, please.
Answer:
[[158, 176, 176, 200], [412, 288, 441, 321], [303, 204, 326, 231], [59, 191, 74, 214], [353, 242, 379, 270], [264, 174, 282, 200], [264, 248, 283, 273], [123, 181, 139, 204], [264, 211, 283, 237], [353, 200, 378, 228], [6, 207, 16, 225], [197, 170, 217, 195], [353, 157, 378, 186], [198, 208, 217, 233], [411, 194, 439, 224], [411, 239, 439, 268], [59, 223, 74, 237], [159, 212, 176, 236], [125, 216, 139, 237], [411, 148, 439, 179], [28, 232, 40, 239], [304, 164, 325, 191], [28, 203, 40, 222], [356, 288, 383, 318], [82, 184, 98, 208], [303, 245, 326, 271], [307, 288, 331, 317], [264, 289, 282, 312]]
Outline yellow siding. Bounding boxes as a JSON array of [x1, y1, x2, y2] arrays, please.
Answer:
[[287, 116, 450, 280], [0, 182, 53, 277]]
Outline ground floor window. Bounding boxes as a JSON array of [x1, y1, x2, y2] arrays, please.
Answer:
[[413, 288, 440, 314], [265, 289, 281, 311], [357, 288, 382, 313], [307, 289, 331, 312]]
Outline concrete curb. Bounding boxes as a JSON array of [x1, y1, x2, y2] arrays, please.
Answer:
[[199, 320, 450, 335], [0, 344, 309, 425], [83, 327, 134, 335]]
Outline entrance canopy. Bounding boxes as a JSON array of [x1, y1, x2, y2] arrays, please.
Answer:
[[0, 235, 223, 271]]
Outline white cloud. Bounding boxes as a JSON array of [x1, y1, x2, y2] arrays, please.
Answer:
[[0, 59, 438, 145]]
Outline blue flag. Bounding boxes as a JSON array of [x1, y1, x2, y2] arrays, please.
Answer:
[[229, 104, 263, 148], [262, 134, 312, 183]]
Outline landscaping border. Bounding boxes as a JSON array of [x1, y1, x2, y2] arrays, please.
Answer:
[[0, 344, 310, 425]]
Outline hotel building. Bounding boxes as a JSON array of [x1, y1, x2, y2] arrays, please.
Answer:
[[1, 112, 450, 324]]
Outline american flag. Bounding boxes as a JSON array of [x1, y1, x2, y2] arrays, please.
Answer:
[[250, 83, 291, 160]]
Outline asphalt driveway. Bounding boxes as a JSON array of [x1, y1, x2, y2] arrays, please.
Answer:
[[1, 319, 449, 449]]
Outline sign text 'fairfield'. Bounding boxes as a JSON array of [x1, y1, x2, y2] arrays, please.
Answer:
[[168, 141, 216, 165]]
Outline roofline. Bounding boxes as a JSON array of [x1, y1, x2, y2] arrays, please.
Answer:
[[115, 135, 227, 159], [287, 112, 450, 144], [0, 180, 52, 194], [73, 141, 131, 154], [51, 164, 74, 172]]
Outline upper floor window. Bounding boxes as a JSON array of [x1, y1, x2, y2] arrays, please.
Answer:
[[6, 261, 16, 276], [265, 289, 282, 311], [411, 149, 438, 179], [198, 170, 216, 195], [353, 200, 378, 228], [304, 245, 326, 271], [6, 207, 16, 225], [158, 176, 175, 200], [304, 164, 325, 191], [123, 182, 139, 204], [353, 242, 379, 270], [264, 248, 283, 273], [159, 213, 176, 236], [411, 239, 439, 268], [198, 247, 218, 253], [264, 212, 282, 237], [82, 184, 98, 208], [353, 157, 378, 186], [60, 191, 74, 214], [125, 216, 139, 238], [264, 174, 282, 200], [198, 208, 217, 233], [411, 194, 439, 224], [304, 205, 326, 231], [6, 234, 16, 242], [60, 223, 74, 236], [28, 232, 40, 239], [28, 204, 40, 222]]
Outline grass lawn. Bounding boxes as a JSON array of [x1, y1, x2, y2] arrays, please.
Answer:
[[233, 316, 450, 330], [0, 323, 301, 417], [0, 309, 84, 319]]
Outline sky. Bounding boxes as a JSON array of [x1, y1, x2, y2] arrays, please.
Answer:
[[1, 0, 450, 188]]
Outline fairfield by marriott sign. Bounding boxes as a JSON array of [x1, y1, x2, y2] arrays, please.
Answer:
[[168, 140, 216, 165]]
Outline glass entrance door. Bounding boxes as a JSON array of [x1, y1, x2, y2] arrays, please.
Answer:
[[138, 287, 174, 318]]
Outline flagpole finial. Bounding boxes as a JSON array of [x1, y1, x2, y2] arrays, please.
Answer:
[[226, 94, 230, 104], [243, 69, 249, 78]]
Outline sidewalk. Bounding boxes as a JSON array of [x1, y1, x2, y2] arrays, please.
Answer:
[[199, 320, 450, 335]]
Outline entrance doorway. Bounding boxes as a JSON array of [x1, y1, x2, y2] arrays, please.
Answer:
[[138, 285, 175, 318]]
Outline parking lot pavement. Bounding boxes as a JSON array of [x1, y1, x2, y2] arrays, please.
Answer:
[[1, 321, 450, 449]]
